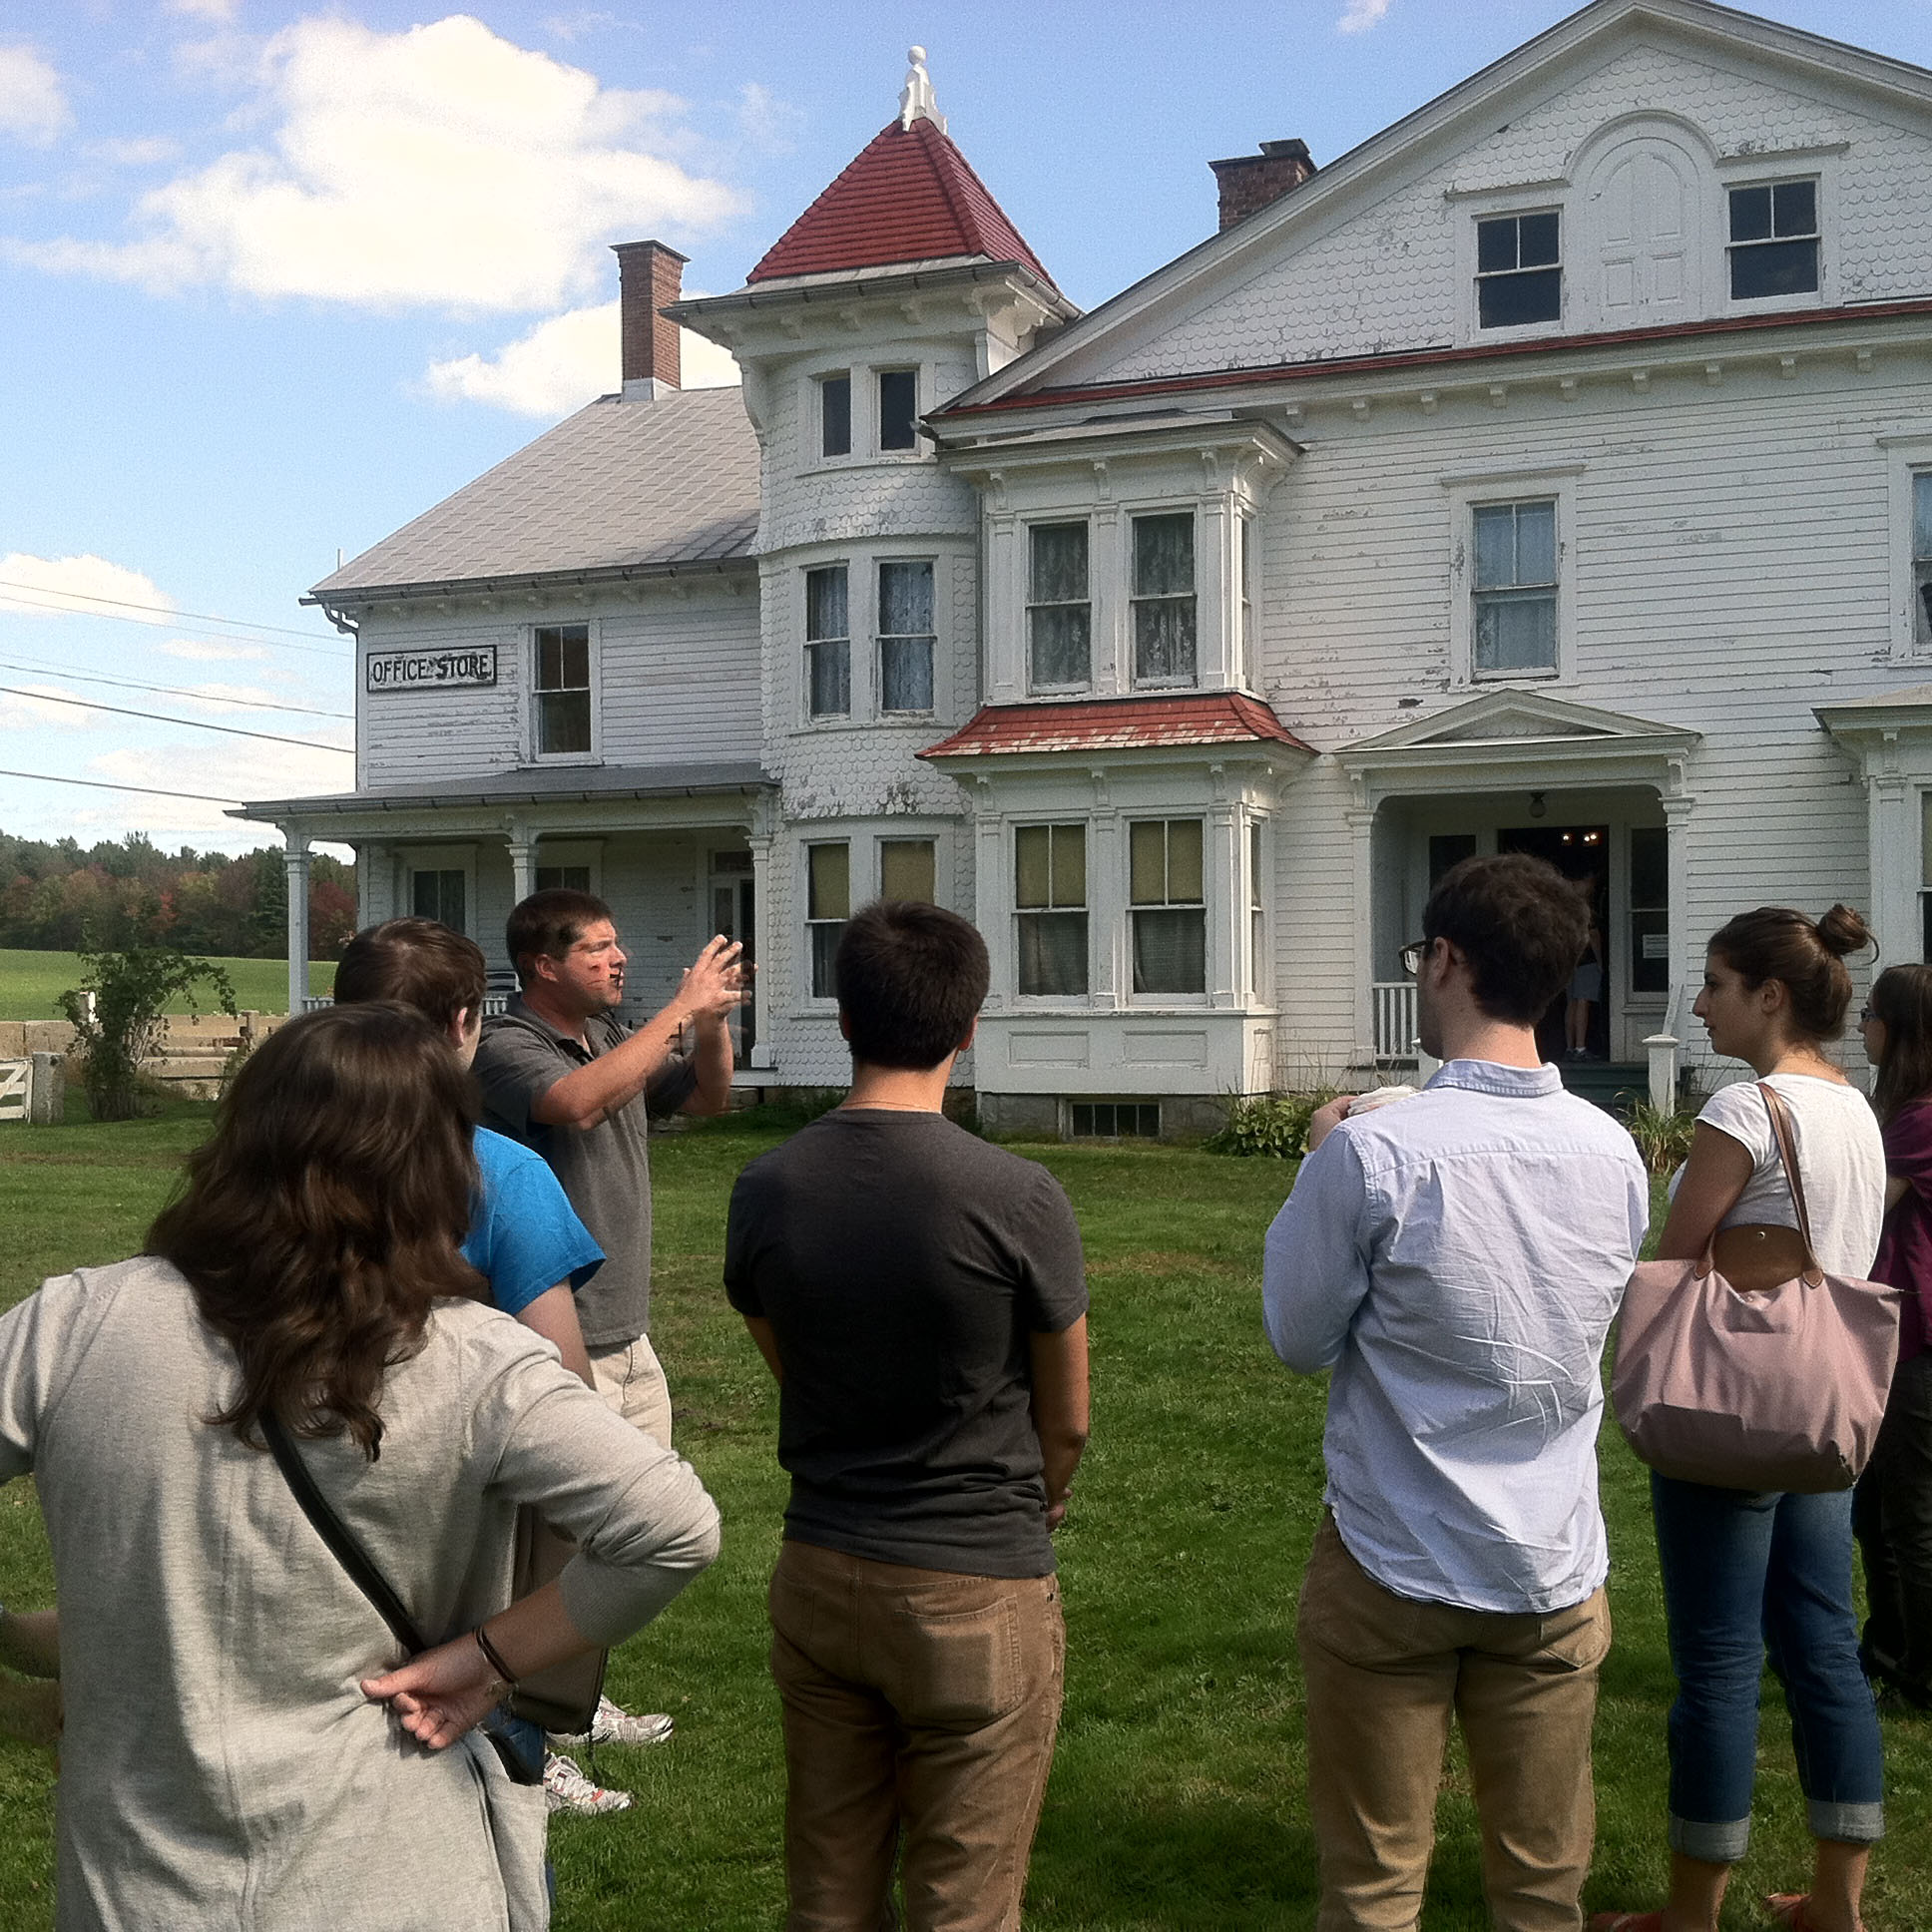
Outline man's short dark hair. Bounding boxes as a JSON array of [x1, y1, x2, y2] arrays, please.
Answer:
[[1422, 853, 1588, 1025], [506, 888, 616, 989], [334, 918, 486, 1032], [835, 900, 989, 1071]]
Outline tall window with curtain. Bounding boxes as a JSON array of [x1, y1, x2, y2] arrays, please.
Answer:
[[1249, 820, 1265, 997], [1028, 523, 1091, 691], [879, 839, 936, 903], [1130, 819, 1206, 995], [877, 561, 935, 714], [1132, 513, 1197, 687], [1238, 516, 1254, 687], [805, 566, 850, 719], [1472, 500, 1558, 676], [806, 842, 849, 998], [1014, 823, 1087, 997]]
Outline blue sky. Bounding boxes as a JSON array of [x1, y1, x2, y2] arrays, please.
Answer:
[[1, 0, 1928, 853]]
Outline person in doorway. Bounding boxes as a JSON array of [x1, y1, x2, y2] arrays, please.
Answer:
[[1567, 896, 1606, 1060], [473, 890, 747, 1760], [1597, 905, 1885, 1932], [724, 900, 1089, 1932], [1264, 852, 1648, 1932], [1854, 961, 1932, 1715]]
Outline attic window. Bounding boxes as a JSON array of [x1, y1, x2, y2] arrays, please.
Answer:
[[1727, 181, 1818, 299], [1475, 213, 1561, 328]]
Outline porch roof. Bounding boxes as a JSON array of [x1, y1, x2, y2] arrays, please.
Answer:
[[1815, 684, 1932, 735], [232, 758, 773, 822], [918, 691, 1315, 760]]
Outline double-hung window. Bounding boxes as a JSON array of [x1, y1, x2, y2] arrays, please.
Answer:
[[1916, 473, 1932, 651], [877, 561, 935, 714], [1472, 500, 1559, 676], [1476, 213, 1561, 328], [1130, 819, 1206, 996], [877, 369, 918, 452], [1237, 516, 1254, 687], [1028, 523, 1091, 691], [1248, 821, 1265, 997], [1015, 823, 1087, 996], [1132, 513, 1197, 687], [805, 566, 850, 718], [1727, 181, 1818, 300], [880, 838, 936, 903], [533, 624, 592, 755], [819, 373, 851, 458], [806, 842, 849, 998], [412, 868, 467, 932]]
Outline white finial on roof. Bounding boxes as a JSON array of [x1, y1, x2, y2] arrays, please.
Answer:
[[899, 45, 946, 134]]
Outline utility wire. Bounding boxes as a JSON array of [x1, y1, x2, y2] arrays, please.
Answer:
[[0, 583, 351, 659], [0, 658, 352, 723], [0, 767, 246, 805], [0, 683, 351, 752]]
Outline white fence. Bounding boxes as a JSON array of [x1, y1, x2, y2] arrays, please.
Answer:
[[0, 1054, 64, 1124], [302, 994, 510, 1017], [1370, 981, 1418, 1062]]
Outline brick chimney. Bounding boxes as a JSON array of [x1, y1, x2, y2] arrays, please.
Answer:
[[612, 240, 689, 400], [1208, 139, 1316, 233]]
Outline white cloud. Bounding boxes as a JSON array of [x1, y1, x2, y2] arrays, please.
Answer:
[[10, 15, 742, 311], [166, 0, 243, 19], [736, 82, 803, 157], [159, 636, 270, 662], [1337, 0, 1392, 31], [85, 136, 185, 169], [86, 738, 352, 831], [0, 684, 101, 731], [0, 45, 69, 147], [425, 299, 737, 418], [0, 552, 174, 622]]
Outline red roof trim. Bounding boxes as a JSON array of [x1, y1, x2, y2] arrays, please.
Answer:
[[750, 119, 1054, 287], [919, 692, 1315, 760], [936, 296, 1932, 418]]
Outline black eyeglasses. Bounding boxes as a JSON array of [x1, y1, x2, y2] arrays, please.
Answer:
[[1400, 939, 1431, 978]]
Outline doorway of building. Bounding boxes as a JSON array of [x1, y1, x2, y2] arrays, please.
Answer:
[[1498, 823, 1609, 1062], [709, 852, 755, 1065]]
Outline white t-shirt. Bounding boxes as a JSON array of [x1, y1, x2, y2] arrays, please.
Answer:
[[1688, 1073, 1886, 1278]]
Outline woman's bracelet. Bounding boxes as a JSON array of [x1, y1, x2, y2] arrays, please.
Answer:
[[474, 1622, 520, 1688]]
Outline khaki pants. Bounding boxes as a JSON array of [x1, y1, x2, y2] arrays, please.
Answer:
[[1296, 1515, 1611, 1932], [588, 1332, 673, 1451], [769, 1540, 1065, 1932]]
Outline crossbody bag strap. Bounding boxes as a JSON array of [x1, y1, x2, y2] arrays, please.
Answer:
[[259, 1410, 429, 1658], [1756, 1081, 1824, 1278]]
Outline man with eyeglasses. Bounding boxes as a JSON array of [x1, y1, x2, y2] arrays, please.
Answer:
[[1264, 853, 1648, 1932]]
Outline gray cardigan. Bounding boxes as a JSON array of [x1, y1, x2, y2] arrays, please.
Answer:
[[0, 1258, 722, 1931]]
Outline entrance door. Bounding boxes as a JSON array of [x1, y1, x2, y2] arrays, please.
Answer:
[[709, 853, 755, 1065], [1498, 824, 1609, 1062]]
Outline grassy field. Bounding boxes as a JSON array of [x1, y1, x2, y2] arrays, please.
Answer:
[[0, 1115, 1927, 1927], [0, 949, 336, 1021]]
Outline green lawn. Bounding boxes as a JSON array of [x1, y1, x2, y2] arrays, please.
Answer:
[[0, 949, 335, 1021], [0, 1124, 1926, 1928]]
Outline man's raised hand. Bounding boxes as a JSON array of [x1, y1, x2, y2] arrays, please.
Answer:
[[678, 935, 750, 1029]]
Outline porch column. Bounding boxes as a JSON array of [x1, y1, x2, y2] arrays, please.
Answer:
[[1867, 767, 1917, 966], [1090, 776, 1122, 1009], [1208, 798, 1241, 1007], [1346, 804, 1376, 1060], [504, 818, 537, 906], [971, 779, 1007, 1006], [284, 832, 311, 1013], [1663, 794, 1694, 1010], [746, 826, 775, 1069]]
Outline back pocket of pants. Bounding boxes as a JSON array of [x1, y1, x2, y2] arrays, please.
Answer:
[[893, 1595, 1024, 1728]]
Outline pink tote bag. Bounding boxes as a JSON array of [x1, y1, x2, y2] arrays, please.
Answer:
[[1611, 1083, 1903, 1494]]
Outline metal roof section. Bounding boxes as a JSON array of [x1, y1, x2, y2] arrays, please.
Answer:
[[231, 759, 773, 822], [919, 692, 1316, 761], [308, 387, 759, 606]]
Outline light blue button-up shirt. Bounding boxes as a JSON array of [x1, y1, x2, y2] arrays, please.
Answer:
[[1263, 1060, 1649, 1614]]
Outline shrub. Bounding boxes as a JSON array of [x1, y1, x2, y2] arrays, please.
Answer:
[[1205, 1089, 1339, 1160], [59, 942, 237, 1122], [1623, 1097, 1697, 1176]]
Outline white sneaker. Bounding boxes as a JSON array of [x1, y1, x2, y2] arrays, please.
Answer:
[[542, 1750, 633, 1816], [550, 1694, 675, 1750]]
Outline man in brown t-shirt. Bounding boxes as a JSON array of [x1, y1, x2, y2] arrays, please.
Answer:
[[725, 901, 1090, 1932]]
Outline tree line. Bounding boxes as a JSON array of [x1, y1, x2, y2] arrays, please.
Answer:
[[0, 830, 357, 960]]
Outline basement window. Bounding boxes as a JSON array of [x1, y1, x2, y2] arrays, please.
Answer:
[[1069, 1101, 1161, 1140]]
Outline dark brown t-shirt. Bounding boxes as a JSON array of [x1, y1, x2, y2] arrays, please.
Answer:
[[724, 1109, 1088, 1579]]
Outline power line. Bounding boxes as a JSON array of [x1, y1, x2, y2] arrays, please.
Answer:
[[0, 767, 247, 805], [0, 583, 352, 659], [0, 683, 352, 752], [0, 656, 352, 722]]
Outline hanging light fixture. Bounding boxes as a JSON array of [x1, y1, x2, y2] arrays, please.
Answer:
[[1529, 791, 1548, 818]]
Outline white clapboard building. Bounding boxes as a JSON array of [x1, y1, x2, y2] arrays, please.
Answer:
[[242, 1, 1932, 1131]]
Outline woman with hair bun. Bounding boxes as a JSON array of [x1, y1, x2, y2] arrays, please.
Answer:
[[1594, 906, 1886, 1932], [1853, 961, 1932, 1714], [0, 1003, 721, 1928]]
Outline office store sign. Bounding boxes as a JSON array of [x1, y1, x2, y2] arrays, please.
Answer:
[[365, 646, 498, 694]]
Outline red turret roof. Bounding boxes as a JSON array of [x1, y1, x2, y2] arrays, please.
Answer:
[[748, 117, 1055, 287]]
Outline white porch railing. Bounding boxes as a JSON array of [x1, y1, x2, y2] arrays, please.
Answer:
[[1371, 981, 1418, 1062], [301, 993, 510, 1017]]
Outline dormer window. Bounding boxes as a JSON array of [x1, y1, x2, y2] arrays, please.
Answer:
[[1476, 213, 1561, 328], [877, 369, 918, 452], [819, 373, 851, 458], [1727, 181, 1818, 299]]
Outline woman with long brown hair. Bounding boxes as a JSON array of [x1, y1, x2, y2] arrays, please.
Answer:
[[1595, 907, 1886, 1932], [1853, 961, 1932, 1714], [0, 1003, 719, 1928]]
